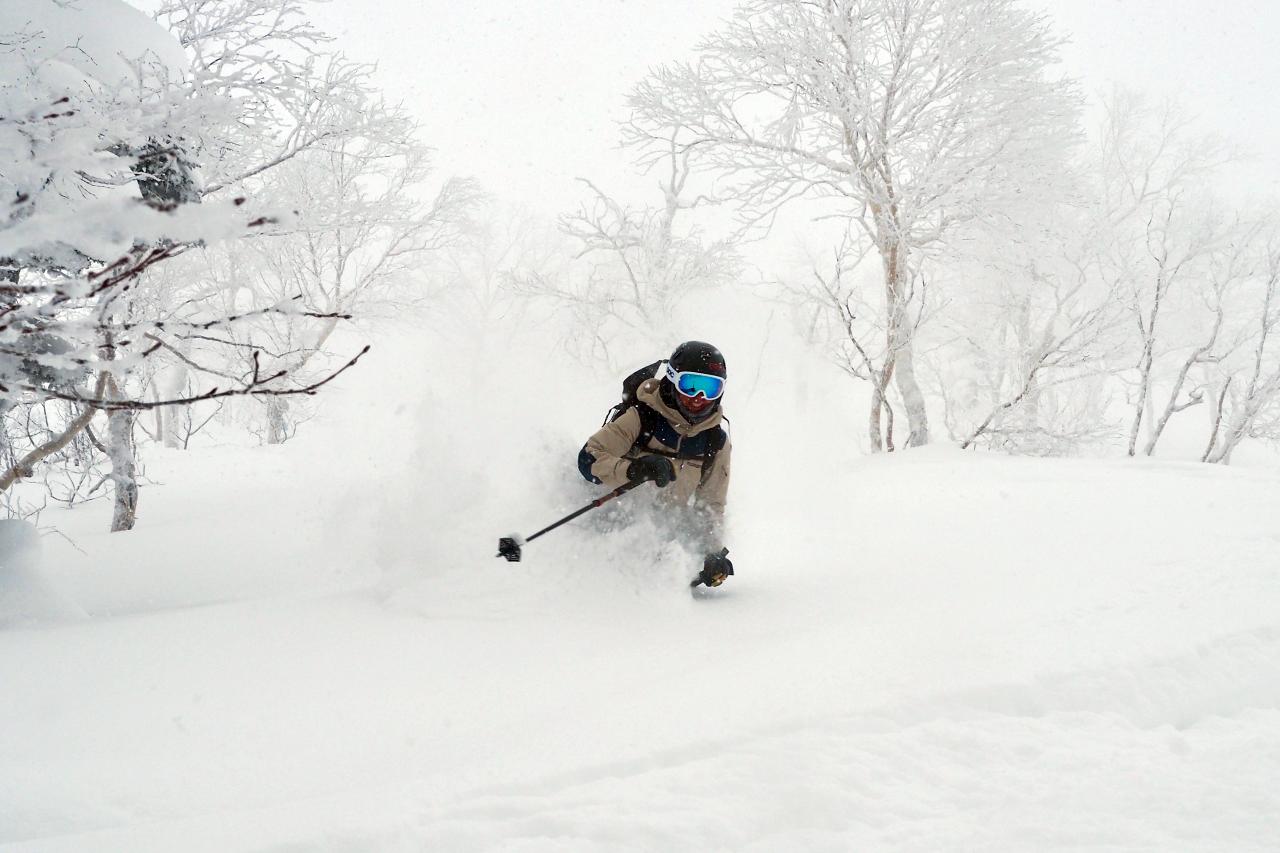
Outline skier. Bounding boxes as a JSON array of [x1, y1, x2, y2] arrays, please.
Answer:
[[577, 341, 734, 587]]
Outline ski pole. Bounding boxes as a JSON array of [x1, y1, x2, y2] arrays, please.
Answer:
[[497, 480, 645, 562]]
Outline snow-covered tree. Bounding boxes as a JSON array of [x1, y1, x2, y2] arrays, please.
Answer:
[[519, 141, 742, 365], [627, 0, 1080, 449], [787, 232, 923, 452], [934, 199, 1130, 455], [1086, 92, 1239, 457], [135, 0, 480, 445], [1202, 233, 1280, 463], [182, 121, 478, 443], [153, 0, 382, 199], [0, 0, 370, 528], [912, 86, 1280, 460], [434, 200, 557, 374]]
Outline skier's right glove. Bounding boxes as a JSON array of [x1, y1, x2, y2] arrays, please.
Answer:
[[626, 454, 676, 488], [697, 550, 734, 587]]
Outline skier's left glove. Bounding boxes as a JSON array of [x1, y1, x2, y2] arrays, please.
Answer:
[[697, 550, 734, 587]]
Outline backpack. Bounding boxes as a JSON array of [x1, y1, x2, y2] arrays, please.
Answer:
[[605, 360, 665, 425], [603, 359, 727, 483]]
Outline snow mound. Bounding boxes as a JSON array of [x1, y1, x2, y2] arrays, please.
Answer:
[[0, 0, 186, 93], [0, 520, 85, 628]]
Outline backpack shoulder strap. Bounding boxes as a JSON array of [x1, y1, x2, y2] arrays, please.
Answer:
[[700, 417, 729, 484], [632, 401, 664, 452]]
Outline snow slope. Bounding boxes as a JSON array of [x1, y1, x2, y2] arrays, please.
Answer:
[[2, 328, 1279, 852]]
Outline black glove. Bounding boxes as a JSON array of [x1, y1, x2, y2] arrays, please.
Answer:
[[626, 454, 676, 488], [697, 550, 734, 587]]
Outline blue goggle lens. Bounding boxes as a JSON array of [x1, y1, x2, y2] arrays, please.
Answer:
[[674, 371, 724, 400]]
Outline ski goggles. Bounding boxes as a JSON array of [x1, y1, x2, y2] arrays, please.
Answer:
[[667, 364, 725, 400]]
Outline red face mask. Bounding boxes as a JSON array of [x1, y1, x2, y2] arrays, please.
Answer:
[[677, 391, 714, 417]]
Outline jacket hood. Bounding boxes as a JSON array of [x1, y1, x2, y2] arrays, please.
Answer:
[[636, 378, 724, 437]]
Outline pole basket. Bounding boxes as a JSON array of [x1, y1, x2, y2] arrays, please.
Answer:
[[497, 535, 525, 562]]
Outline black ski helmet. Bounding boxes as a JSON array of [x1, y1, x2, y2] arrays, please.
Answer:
[[664, 340, 727, 422], [668, 340, 727, 380]]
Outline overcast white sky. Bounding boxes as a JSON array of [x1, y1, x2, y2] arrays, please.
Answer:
[[311, 0, 1280, 215]]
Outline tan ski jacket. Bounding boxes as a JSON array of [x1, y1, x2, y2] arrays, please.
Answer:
[[578, 378, 731, 544]]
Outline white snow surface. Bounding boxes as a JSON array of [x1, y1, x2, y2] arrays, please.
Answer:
[[2, 325, 1279, 852]]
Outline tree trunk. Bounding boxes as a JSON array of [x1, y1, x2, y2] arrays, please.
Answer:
[[159, 362, 189, 449], [265, 397, 290, 445], [1143, 331, 1219, 457], [260, 315, 337, 445], [892, 340, 929, 447], [0, 399, 13, 468], [162, 404, 191, 450], [1019, 297, 1042, 428], [153, 398, 166, 448], [1128, 283, 1163, 457], [1206, 405, 1256, 465], [1127, 346, 1152, 457], [883, 238, 930, 447], [868, 369, 886, 453], [868, 392, 883, 453], [107, 406, 138, 532], [1201, 378, 1230, 462]]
